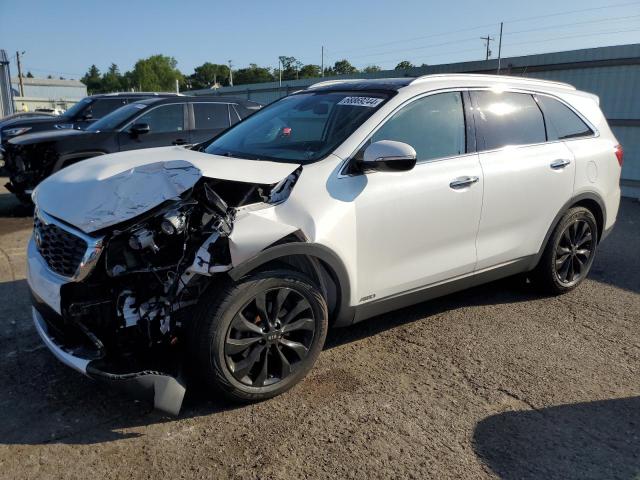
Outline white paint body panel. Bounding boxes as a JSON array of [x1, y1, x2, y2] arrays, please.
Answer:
[[475, 142, 576, 269], [29, 74, 622, 314]]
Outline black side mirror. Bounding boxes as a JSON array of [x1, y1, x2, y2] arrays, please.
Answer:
[[130, 123, 151, 135]]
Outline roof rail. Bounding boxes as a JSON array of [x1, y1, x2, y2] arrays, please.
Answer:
[[307, 79, 361, 89], [409, 73, 576, 90]]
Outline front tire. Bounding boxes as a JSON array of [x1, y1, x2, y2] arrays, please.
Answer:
[[192, 269, 328, 402], [531, 206, 598, 294]]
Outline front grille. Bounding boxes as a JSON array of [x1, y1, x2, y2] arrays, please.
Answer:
[[34, 215, 88, 277]]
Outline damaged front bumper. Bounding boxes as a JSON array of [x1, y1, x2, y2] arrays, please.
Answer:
[[28, 238, 186, 415], [32, 306, 186, 415]]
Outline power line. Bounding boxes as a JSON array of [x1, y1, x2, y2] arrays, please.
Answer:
[[505, 13, 640, 36], [327, 0, 640, 58]]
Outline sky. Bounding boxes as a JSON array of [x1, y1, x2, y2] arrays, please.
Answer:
[[1, 0, 639, 79]]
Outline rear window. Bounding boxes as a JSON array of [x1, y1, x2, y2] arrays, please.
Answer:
[[472, 91, 546, 150], [193, 103, 230, 130], [536, 95, 593, 140]]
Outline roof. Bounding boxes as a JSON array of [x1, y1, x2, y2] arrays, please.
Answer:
[[11, 77, 85, 88], [128, 96, 263, 107], [307, 74, 577, 93], [307, 78, 414, 92]]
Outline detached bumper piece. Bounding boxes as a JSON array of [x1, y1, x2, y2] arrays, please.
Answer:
[[32, 307, 186, 415]]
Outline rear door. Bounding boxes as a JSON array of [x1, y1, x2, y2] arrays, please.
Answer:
[[471, 90, 576, 270], [117, 103, 189, 151], [189, 102, 231, 144]]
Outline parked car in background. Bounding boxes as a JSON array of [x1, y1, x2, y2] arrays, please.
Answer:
[[0, 92, 181, 153], [27, 75, 620, 414], [0, 112, 57, 167], [4, 96, 261, 201]]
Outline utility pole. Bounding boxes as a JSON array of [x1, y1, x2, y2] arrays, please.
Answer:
[[497, 22, 504, 73], [321, 46, 324, 77], [228, 60, 233, 87], [278, 57, 282, 87], [480, 35, 494, 60], [16, 51, 25, 97]]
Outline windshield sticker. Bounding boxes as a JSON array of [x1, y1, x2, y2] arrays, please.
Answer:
[[337, 96, 384, 108]]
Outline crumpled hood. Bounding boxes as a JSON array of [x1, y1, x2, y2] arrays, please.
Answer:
[[33, 146, 300, 233]]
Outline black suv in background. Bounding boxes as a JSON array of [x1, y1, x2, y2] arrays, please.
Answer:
[[0, 93, 182, 151], [4, 96, 261, 201]]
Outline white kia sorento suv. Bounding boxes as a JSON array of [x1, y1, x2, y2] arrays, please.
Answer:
[[28, 75, 622, 413]]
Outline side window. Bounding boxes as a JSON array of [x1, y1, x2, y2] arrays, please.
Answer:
[[88, 98, 128, 119], [371, 92, 466, 162], [536, 95, 593, 140], [193, 103, 230, 130], [472, 91, 546, 150], [134, 104, 184, 133]]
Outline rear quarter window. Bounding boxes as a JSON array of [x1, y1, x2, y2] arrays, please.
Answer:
[[536, 95, 593, 140], [472, 91, 546, 150]]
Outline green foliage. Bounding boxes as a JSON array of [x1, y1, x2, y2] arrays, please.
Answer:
[[234, 64, 274, 85], [81, 64, 102, 94], [189, 62, 229, 89], [130, 55, 183, 92], [333, 59, 358, 75], [278, 56, 303, 80], [395, 60, 414, 70], [26, 71, 34, 78], [299, 64, 321, 78], [101, 63, 123, 92], [363, 65, 381, 73]]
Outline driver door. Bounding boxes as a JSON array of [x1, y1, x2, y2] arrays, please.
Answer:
[[118, 103, 189, 151], [348, 91, 483, 301]]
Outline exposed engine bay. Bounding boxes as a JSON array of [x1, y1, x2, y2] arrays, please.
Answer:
[[37, 167, 301, 413]]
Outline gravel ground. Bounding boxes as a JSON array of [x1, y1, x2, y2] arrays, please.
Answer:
[[0, 180, 638, 480]]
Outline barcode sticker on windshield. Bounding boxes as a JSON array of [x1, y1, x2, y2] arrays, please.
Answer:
[[337, 96, 384, 108]]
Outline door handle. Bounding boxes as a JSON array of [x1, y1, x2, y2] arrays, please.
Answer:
[[449, 176, 479, 190], [172, 139, 188, 145], [550, 159, 571, 169]]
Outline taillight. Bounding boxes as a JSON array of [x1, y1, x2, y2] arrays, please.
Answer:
[[614, 144, 624, 167]]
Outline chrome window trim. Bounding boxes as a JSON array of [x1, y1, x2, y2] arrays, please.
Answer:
[[35, 207, 104, 282], [337, 85, 600, 178]]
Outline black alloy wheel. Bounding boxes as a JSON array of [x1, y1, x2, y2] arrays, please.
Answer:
[[554, 219, 594, 285], [192, 269, 328, 402], [532, 206, 598, 294], [224, 287, 316, 387]]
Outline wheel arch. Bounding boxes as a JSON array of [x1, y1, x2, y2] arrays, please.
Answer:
[[227, 242, 354, 327], [529, 191, 606, 270]]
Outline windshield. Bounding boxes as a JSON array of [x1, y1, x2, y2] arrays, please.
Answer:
[[85, 103, 147, 132], [205, 91, 390, 163], [62, 97, 92, 119]]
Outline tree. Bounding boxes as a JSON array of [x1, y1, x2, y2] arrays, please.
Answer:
[[26, 71, 34, 78], [279, 56, 303, 80], [81, 64, 102, 93], [233, 64, 274, 85], [333, 59, 358, 75], [363, 65, 381, 73], [189, 62, 229, 89], [395, 60, 414, 70], [130, 55, 183, 92], [299, 64, 321, 78], [101, 63, 123, 92]]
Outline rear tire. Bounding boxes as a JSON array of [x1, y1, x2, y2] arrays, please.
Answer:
[[191, 269, 328, 402], [531, 207, 598, 295]]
